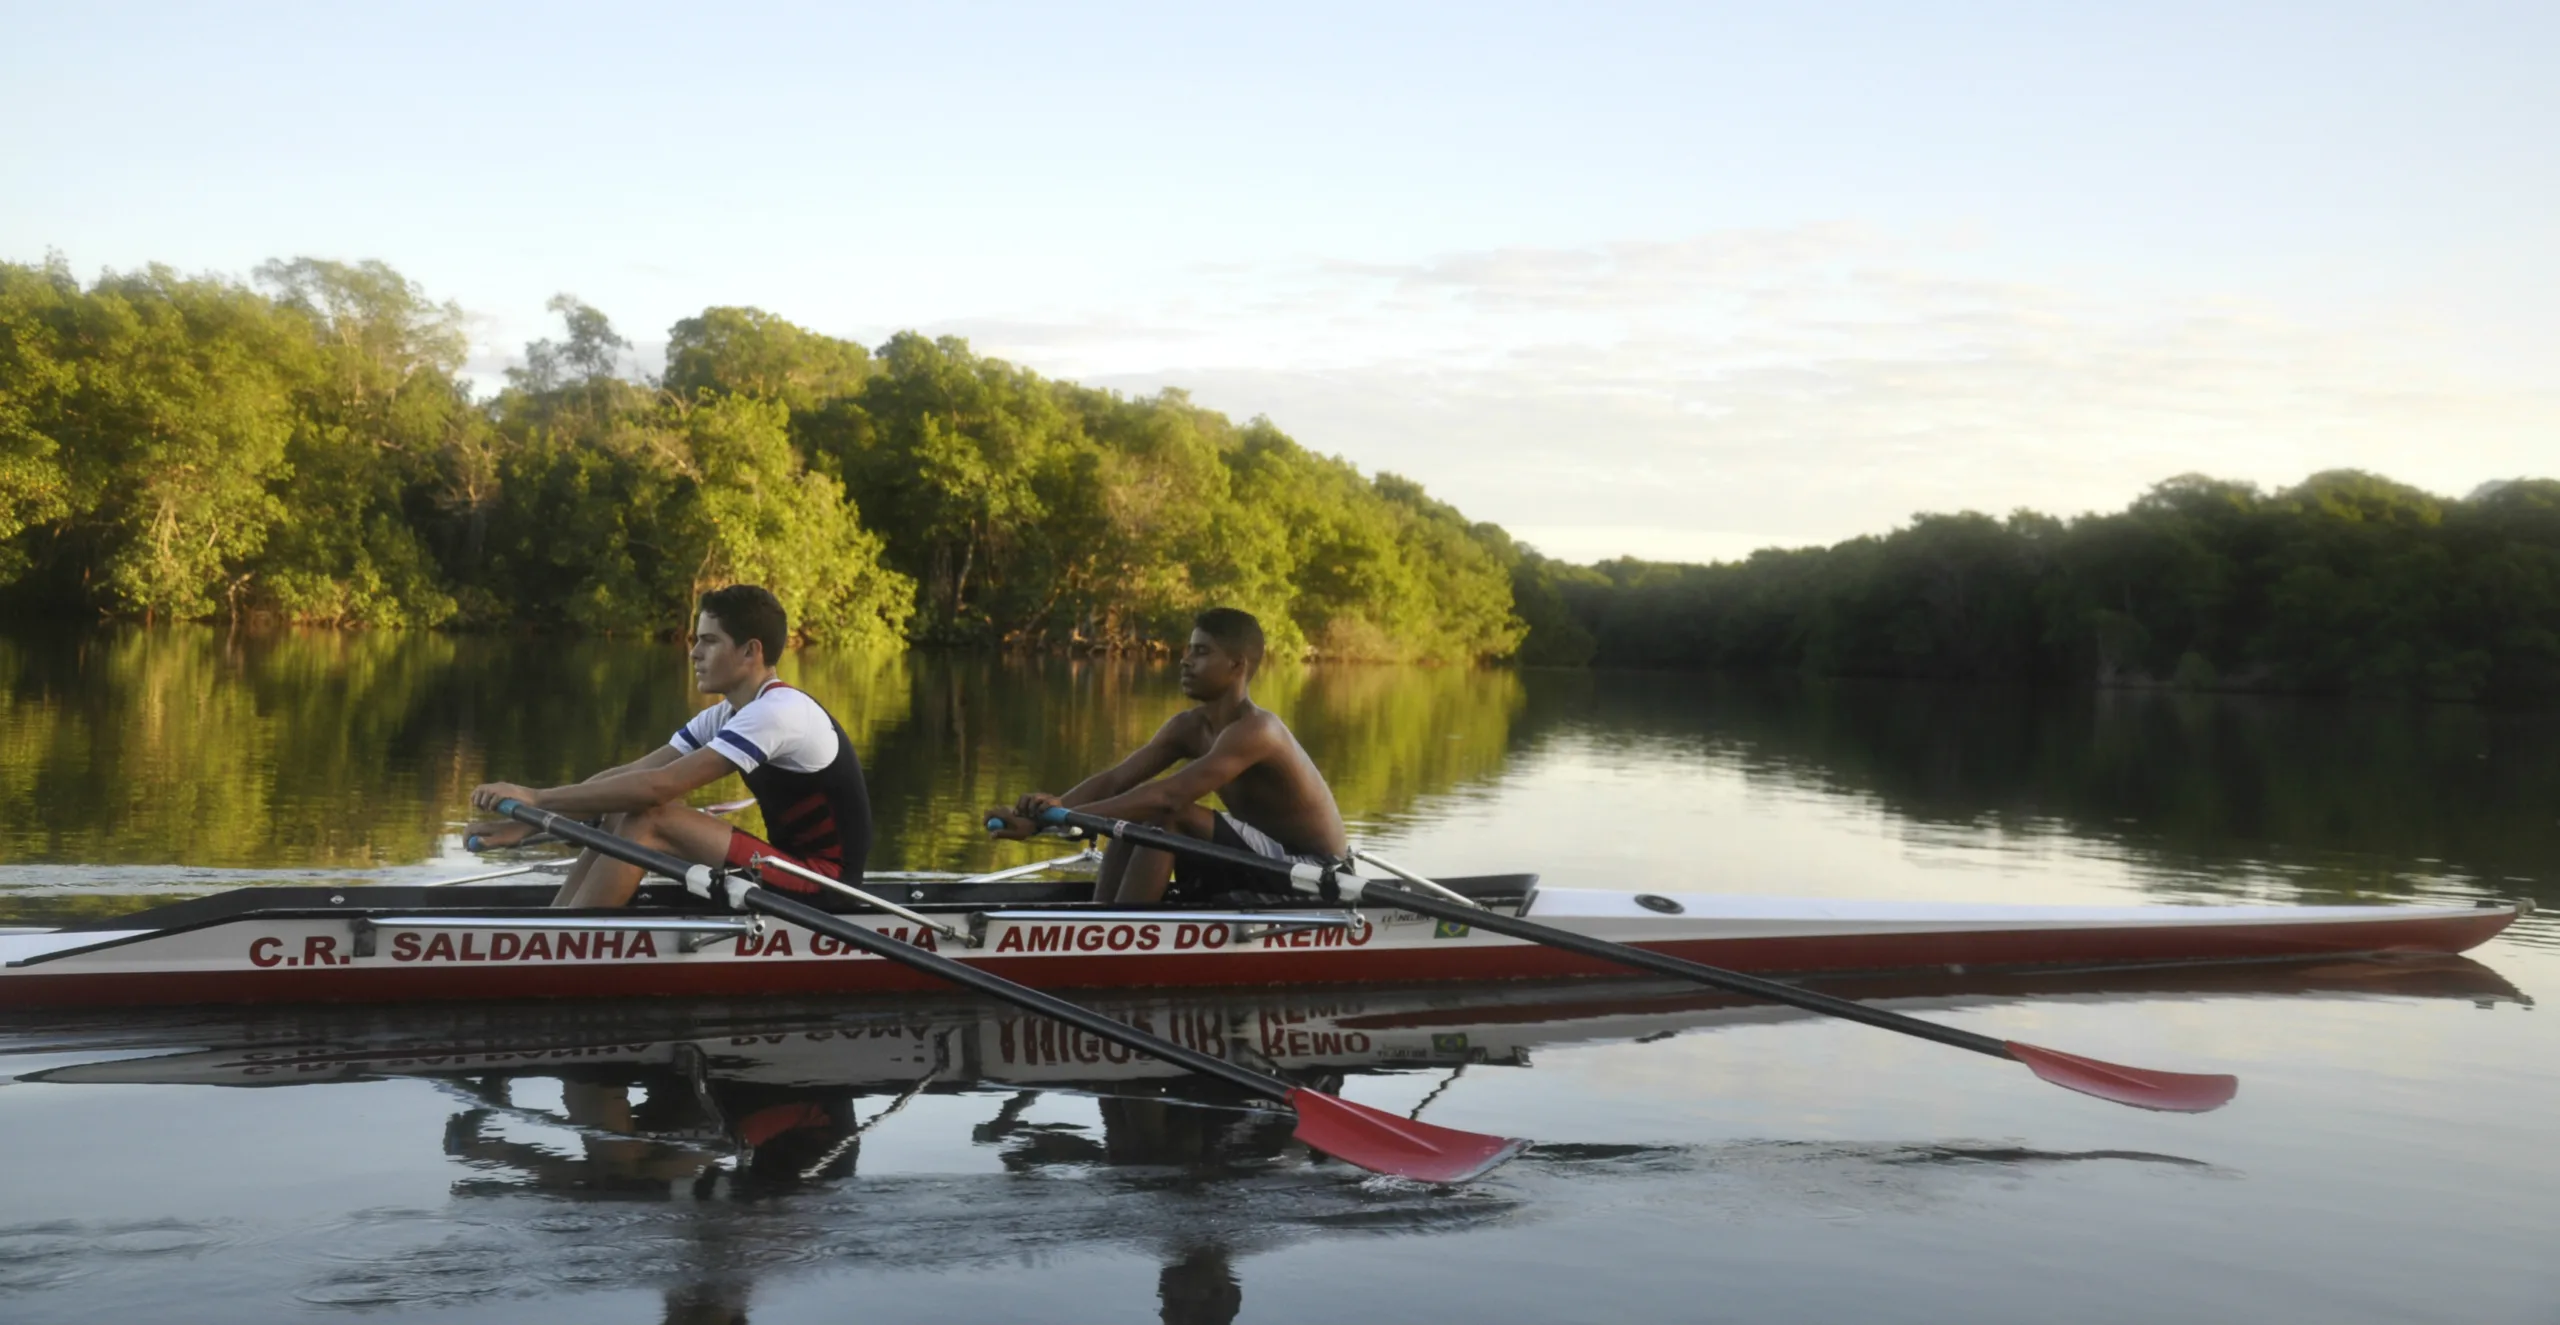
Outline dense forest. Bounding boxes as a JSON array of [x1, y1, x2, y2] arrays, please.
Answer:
[[0, 256, 1520, 661], [1517, 471, 2560, 702], [3, 254, 2556, 698]]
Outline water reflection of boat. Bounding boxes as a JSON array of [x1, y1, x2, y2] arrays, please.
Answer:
[[17, 955, 2523, 1323], [0, 870, 2527, 1009], [28, 952, 2525, 1099]]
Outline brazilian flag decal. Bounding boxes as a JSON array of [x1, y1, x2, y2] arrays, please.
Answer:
[[1431, 1033, 1472, 1054], [1433, 920, 1471, 940]]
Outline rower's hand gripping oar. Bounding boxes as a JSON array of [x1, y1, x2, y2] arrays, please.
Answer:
[[1029, 806, 2239, 1114], [491, 799, 1527, 1183]]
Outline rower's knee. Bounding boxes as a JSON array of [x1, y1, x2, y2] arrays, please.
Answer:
[[622, 801, 687, 846]]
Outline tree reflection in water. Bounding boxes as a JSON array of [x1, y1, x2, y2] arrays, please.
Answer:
[[7, 626, 2554, 926]]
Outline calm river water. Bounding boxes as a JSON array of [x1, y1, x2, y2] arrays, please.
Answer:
[[1, 626, 2555, 1323]]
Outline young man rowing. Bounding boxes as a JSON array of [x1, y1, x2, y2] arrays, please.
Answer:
[[466, 584, 875, 908], [987, 607, 1348, 904]]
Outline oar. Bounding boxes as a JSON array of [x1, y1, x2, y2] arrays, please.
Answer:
[[1017, 807, 2239, 1114], [427, 863, 568, 887], [466, 797, 753, 853], [491, 798, 1527, 1183]]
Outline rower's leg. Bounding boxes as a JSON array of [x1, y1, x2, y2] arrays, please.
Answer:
[[1095, 835, 1138, 904], [549, 802, 737, 908], [547, 813, 633, 907], [547, 852, 586, 906], [1108, 804, 1217, 905], [550, 813, 640, 908]]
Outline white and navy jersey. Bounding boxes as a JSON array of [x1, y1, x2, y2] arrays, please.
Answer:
[[671, 679, 873, 882], [671, 678, 841, 776]]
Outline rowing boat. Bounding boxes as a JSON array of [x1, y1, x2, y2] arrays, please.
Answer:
[[0, 869, 2526, 1010]]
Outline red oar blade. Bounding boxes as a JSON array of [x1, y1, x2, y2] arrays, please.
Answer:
[[2004, 1041, 2238, 1113], [1286, 1087, 1529, 1183]]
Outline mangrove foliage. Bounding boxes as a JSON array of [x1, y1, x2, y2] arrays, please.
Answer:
[[0, 257, 1521, 661]]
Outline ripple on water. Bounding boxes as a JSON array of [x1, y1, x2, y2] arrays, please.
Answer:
[[0, 1218, 242, 1292], [297, 1276, 508, 1309], [520, 1211, 614, 1235], [283, 1208, 516, 1306]]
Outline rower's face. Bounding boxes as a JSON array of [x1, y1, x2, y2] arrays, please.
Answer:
[[690, 612, 758, 692], [1179, 630, 1246, 698]]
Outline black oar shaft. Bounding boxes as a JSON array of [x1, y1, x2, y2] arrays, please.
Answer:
[[1039, 807, 2013, 1060], [495, 799, 1294, 1100], [1365, 881, 2007, 1058], [499, 800, 708, 883]]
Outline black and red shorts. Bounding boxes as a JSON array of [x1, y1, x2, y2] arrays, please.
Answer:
[[723, 830, 841, 895], [1165, 813, 1331, 905]]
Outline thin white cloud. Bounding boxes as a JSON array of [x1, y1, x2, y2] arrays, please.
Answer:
[[456, 223, 2556, 562], [1001, 226, 2560, 560]]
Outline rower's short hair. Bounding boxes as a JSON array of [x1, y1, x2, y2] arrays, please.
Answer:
[[699, 584, 788, 662], [1193, 607, 1264, 671]]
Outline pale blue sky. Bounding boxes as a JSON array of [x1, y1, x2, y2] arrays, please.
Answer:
[[5, 1, 2551, 560]]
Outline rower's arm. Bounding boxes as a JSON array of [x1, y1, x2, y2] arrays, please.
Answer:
[[530, 746, 737, 817], [1075, 718, 1277, 822], [1057, 716, 1195, 807], [577, 751, 669, 783]]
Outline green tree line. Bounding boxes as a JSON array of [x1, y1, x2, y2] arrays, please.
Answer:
[[6, 254, 2555, 695], [0, 256, 1522, 661], [1519, 471, 2560, 701]]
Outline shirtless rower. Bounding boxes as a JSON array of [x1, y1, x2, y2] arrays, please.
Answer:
[[986, 607, 1347, 904], [465, 584, 875, 908]]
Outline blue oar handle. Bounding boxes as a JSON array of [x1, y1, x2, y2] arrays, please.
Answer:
[[466, 819, 571, 853], [984, 808, 1086, 837], [468, 830, 551, 852]]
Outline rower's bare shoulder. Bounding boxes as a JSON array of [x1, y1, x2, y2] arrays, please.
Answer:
[[1154, 708, 1215, 755], [1225, 706, 1293, 745], [1234, 712, 1313, 770], [1250, 706, 1316, 751]]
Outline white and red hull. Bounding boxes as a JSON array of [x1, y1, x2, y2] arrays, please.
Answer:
[[0, 885, 2523, 1009]]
